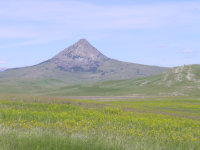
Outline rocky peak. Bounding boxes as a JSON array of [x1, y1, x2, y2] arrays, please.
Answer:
[[53, 39, 107, 61], [51, 39, 109, 72]]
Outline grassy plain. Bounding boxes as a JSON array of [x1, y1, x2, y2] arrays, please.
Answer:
[[0, 95, 199, 150]]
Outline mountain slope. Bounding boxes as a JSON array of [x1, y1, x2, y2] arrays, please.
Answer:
[[47, 65, 200, 97], [0, 39, 167, 84]]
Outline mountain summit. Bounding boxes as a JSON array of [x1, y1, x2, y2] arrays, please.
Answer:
[[51, 39, 108, 71]]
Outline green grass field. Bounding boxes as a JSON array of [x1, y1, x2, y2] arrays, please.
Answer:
[[0, 95, 199, 150]]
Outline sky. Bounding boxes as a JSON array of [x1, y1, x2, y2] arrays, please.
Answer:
[[0, 0, 200, 68]]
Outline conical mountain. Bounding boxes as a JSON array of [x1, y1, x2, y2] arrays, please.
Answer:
[[0, 39, 168, 95], [53, 39, 107, 61], [51, 39, 109, 72]]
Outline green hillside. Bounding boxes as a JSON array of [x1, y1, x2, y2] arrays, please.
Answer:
[[0, 65, 199, 97], [45, 64, 200, 97]]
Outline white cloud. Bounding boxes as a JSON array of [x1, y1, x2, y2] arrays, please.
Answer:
[[0, 0, 200, 47]]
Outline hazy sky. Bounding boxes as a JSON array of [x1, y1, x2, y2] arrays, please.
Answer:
[[0, 0, 200, 68]]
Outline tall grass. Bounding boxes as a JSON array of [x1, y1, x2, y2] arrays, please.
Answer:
[[0, 97, 199, 150]]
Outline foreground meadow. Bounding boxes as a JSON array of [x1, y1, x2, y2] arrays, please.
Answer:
[[0, 96, 199, 150]]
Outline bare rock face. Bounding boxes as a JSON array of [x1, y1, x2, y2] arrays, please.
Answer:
[[51, 39, 109, 72]]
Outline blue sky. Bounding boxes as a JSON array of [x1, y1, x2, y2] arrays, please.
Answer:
[[0, 0, 200, 68]]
